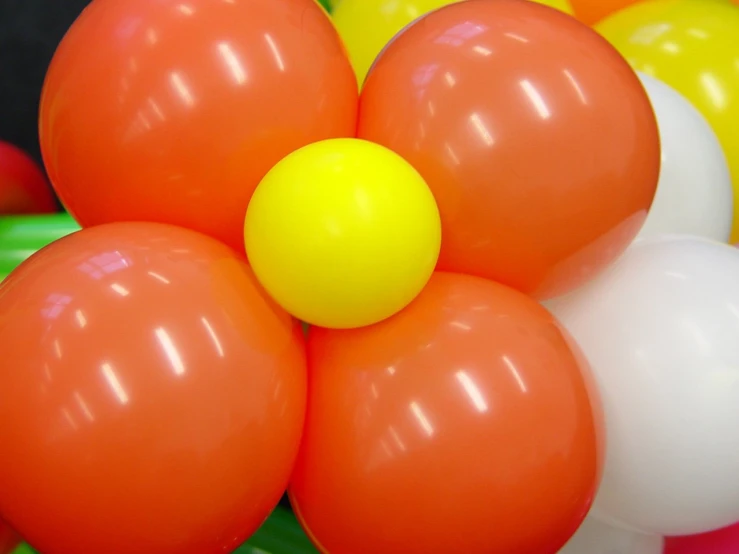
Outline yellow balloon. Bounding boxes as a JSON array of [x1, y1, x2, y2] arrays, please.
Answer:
[[243, 138, 442, 330], [596, 0, 739, 241], [531, 0, 575, 14], [333, 0, 574, 87], [332, 0, 461, 87]]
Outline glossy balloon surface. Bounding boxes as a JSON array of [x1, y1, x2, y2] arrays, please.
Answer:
[[0, 222, 307, 554], [335, 0, 572, 87], [39, 0, 357, 251], [245, 138, 441, 329], [559, 517, 663, 554], [0, 142, 56, 215], [548, 236, 739, 536], [290, 272, 603, 554], [0, 214, 80, 275], [636, 73, 733, 242], [596, 0, 739, 242], [332, 0, 462, 86], [0, 519, 20, 554], [665, 522, 739, 554], [533, 0, 575, 13], [569, 0, 643, 24], [360, 0, 660, 299]]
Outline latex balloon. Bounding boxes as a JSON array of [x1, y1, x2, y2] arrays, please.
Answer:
[[569, 0, 643, 24], [0, 213, 79, 248], [5, 508, 321, 554], [332, 0, 462, 86], [335, 0, 573, 87], [575, 0, 735, 24], [559, 517, 663, 554], [0, 142, 56, 215], [238, 506, 319, 554], [596, 0, 739, 242], [244, 138, 441, 329], [532, 0, 575, 14], [547, 236, 739, 536], [0, 213, 80, 275], [335, 0, 576, 85], [360, 0, 660, 299], [636, 73, 733, 242], [0, 519, 20, 554], [290, 272, 603, 554], [39, 0, 357, 252], [665, 522, 739, 554], [0, 222, 307, 554]]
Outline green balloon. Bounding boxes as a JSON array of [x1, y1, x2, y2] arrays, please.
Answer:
[[317, 0, 332, 12], [12, 508, 316, 554], [235, 507, 318, 553], [0, 213, 80, 276], [0, 213, 80, 247]]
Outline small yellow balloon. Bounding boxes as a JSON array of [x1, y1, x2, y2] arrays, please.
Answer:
[[244, 138, 442, 329], [596, 0, 739, 241]]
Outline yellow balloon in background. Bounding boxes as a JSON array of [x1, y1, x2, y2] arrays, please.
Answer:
[[533, 0, 576, 14], [244, 138, 442, 330], [333, 0, 574, 87], [332, 0, 461, 87], [596, 0, 739, 241]]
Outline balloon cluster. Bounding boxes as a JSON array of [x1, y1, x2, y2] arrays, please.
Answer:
[[0, 0, 738, 553]]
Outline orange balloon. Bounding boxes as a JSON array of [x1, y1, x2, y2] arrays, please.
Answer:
[[39, 0, 357, 251], [571, 0, 737, 24], [0, 142, 57, 215], [0, 223, 307, 554], [0, 519, 20, 554], [290, 272, 603, 554], [359, 0, 660, 299], [569, 0, 644, 24]]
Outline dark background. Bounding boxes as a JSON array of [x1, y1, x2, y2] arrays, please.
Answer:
[[0, 0, 91, 167]]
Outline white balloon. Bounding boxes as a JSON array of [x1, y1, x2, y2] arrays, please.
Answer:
[[546, 235, 739, 536], [637, 73, 733, 241], [559, 517, 663, 554]]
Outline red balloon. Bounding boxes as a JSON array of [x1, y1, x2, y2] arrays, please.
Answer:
[[0, 223, 307, 554], [0, 519, 20, 554], [290, 272, 603, 554], [359, 0, 660, 299], [0, 142, 56, 215], [665, 522, 739, 554], [39, 0, 357, 251]]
